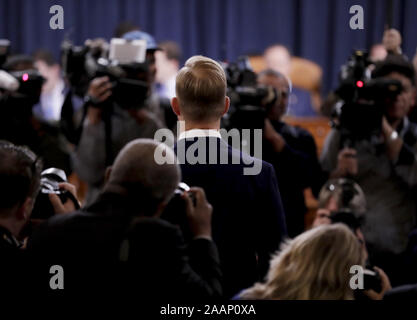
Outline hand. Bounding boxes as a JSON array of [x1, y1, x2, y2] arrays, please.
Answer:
[[182, 187, 213, 239], [49, 182, 80, 215], [383, 28, 402, 54], [363, 267, 392, 300], [86, 76, 112, 124], [264, 118, 286, 152], [333, 148, 358, 177], [382, 116, 403, 160]]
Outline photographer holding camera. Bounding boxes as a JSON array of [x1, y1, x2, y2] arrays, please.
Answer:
[[29, 139, 222, 299], [0, 55, 72, 174], [259, 69, 325, 237], [73, 30, 167, 205], [321, 55, 417, 283], [0, 141, 78, 291]]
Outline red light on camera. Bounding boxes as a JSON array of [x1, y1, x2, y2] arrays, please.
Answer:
[[22, 73, 29, 82], [356, 80, 364, 88]]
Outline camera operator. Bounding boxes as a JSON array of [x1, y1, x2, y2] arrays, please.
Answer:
[[259, 69, 325, 237], [0, 141, 78, 291], [73, 30, 167, 205], [0, 55, 71, 174], [29, 139, 222, 300], [321, 55, 417, 283]]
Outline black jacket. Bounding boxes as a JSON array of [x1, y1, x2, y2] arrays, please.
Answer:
[[174, 136, 287, 298], [27, 192, 222, 300]]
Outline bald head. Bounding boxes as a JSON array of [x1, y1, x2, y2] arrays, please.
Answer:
[[264, 45, 291, 76], [107, 139, 180, 205]]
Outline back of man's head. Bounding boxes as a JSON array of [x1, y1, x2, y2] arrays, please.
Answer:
[[373, 54, 416, 86], [159, 41, 182, 63], [107, 139, 180, 213], [175, 55, 227, 122], [0, 141, 42, 217]]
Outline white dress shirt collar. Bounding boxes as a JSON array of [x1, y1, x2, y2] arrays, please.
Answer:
[[178, 128, 222, 140]]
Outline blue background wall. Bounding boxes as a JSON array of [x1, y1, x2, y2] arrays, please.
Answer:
[[1, 0, 416, 94]]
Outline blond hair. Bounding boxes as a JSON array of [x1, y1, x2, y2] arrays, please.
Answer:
[[240, 224, 365, 300], [175, 55, 227, 122]]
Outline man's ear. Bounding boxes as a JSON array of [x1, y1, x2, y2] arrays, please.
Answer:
[[171, 97, 181, 117], [104, 166, 112, 184], [16, 197, 34, 221], [222, 96, 230, 116]]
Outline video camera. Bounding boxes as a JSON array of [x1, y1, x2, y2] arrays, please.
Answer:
[[222, 56, 279, 130], [332, 50, 402, 143], [0, 39, 44, 108], [61, 38, 149, 109]]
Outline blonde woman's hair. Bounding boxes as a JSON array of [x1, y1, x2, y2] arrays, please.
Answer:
[[175, 55, 227, 122], [240, 224, 365, 300]]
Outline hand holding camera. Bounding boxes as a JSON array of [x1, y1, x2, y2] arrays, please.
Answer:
[[48, 182, 80, 215], [364, 266, 392, 300], [182, 187, 213, 239]]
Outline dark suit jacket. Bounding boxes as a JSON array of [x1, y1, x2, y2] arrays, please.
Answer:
[[27, 192, 222, 300], [174, 136, 287, 298]]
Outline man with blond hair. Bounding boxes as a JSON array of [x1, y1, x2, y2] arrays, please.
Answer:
[[171, 55, 287, 297]]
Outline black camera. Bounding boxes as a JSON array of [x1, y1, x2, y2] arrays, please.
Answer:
[[61, 39, 149, 110], [330, 210, 382, 293], [31, 168, 79, 219], [0, 40, 44, 108], [222, 56, 279, 131], [160, 182, 196, 241], [333, 50, 402, 143]]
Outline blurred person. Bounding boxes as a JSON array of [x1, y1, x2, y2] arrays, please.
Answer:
[[259, 69, 325, 237], [73, 30, 168, 205], [320, 56, 417, 283], [32, 49, 65, 123], [312, 178, 367, 228], [29, 139, 222, 300], [238, 224, 392, 300], [369, 44, 387, 63], [171, 55, 287, 297], [113, 21, 139, 38], [0, 141, 78, 291], [263, 44, 317, 117], [0, 55, 71, 173], [155, 41, 182, 100]]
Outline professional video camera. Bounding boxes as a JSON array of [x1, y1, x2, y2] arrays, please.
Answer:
[[0, 39, 44, 108], [332, 50, 402, 144], [61, 38, 149, 109], [222, 56, 279, 131]]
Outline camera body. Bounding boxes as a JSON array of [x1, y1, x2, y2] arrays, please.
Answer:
[[31, 168, 69, 219], [160, 182, 196, 241], [0, 40, 44, 109], [222, 56, 279, 130], [333, 50, 402, 143]]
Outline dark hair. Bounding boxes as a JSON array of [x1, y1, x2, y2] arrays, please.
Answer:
[[33, 49, 57, 66], [372, 55, 416, 86], [3, 54, 34, 72], [0, 141, 42, 212], [113, 21, 140, 38], [158, 41, 182, 62], [258, 69, 286, 80]]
